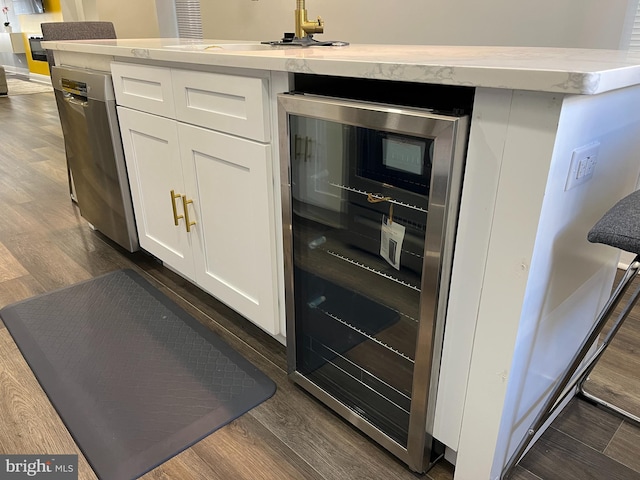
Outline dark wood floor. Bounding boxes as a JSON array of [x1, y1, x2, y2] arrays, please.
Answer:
[[0, 86, 638, 480]]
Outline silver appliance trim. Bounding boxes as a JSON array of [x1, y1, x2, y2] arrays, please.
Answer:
[[278, 92, 468, 472]]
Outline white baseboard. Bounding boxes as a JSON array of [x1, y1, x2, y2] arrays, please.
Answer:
[[1, 67, 52, 84], [1, 65, 30, 76], [28, 72, 51, 84]]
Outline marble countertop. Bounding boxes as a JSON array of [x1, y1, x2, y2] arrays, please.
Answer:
[[43, 38, 640, 95]]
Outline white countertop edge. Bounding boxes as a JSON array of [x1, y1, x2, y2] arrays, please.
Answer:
[[42, 39, 640, 95]]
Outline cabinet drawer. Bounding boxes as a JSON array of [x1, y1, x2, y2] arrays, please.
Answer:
[[111, 62, 176, 118], [172, 69, 270, 142]]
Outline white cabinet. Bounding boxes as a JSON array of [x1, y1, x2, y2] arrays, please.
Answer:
[[117, 107, 196, 280], [114, 62, 281, 335], [179, 122, 278, 332]]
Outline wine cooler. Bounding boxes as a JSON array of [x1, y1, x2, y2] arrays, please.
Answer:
[[278, 92, 469, 472]]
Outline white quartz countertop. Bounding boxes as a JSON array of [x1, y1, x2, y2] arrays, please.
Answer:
[[42, 38, 640, 95]]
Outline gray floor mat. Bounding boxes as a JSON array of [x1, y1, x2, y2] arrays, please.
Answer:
[[0, 269, 276, 479]]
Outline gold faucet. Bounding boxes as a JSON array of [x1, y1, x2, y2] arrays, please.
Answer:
[[295, 0, 324, 39]]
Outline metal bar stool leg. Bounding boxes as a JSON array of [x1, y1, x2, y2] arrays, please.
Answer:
[[577, 263, 640, 426], [501, 256, 640, 479]]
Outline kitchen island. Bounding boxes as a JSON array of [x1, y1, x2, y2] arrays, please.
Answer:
[[43, 38, 640, 480]]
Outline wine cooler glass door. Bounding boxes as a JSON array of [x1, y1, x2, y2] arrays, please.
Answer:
[[279, 93, 469, 472], [290, 113, 425, 447]]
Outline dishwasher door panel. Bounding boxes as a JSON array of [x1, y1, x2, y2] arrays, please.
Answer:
[[52, 66, 138, 252]]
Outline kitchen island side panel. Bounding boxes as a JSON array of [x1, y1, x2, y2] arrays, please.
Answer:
[[452, 85, 640, 480], [491, 84, 640, 479]]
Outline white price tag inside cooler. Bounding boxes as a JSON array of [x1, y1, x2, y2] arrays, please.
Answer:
[[380, 216, 405, 270]]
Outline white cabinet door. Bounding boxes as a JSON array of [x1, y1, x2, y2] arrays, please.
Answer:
[[117, 107, 196, 280], [179, 122, 280, 335]]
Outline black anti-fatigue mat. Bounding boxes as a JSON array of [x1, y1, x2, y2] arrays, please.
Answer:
[[0, 269, 276, 479]]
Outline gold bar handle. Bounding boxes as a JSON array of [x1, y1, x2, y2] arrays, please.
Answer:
[[170, 190, 183, 226], [294, 134, 302, 159], [305, 136, 312, 160], [182, 196, 196, 233]]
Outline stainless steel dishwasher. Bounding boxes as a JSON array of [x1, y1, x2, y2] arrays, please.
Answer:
[[52, 65, 138, 252]]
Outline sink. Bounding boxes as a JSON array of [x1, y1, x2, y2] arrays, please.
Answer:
[[165, 43, 275, 52]]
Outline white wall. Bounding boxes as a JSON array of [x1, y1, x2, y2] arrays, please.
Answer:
[[95, 0, 159, 38], [61, 0, 99, 22], [200, 0, 638, 49], [55, 0, 639, 48], [60, 0, 159, 38]]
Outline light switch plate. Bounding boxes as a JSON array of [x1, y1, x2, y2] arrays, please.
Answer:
[[565, 142, 600, 191]]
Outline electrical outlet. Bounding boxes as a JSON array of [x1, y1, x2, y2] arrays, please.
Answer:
[[565, 142, 600, 191]]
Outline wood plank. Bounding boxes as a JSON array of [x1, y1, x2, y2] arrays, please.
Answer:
[[0, 330, 97, 480], [14, 193, 84, 233], [509, 466, 543, 480], [141, 447, 220, 479], [0, 241, 29, 282], [2, 232, 93, 291], [605, 421, 640, 474], [189, 416, 324, 480], [0, 203, 47, 240], [582, 288, 640, 418], [0, 275, 46, 309], [0, 155, 67, 204], [583, 368, 640, 418], [0, 171, 34, 205], [551, 398, 622, 452], [519, 427, 640, 480], [48, 224, 152, 277]]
